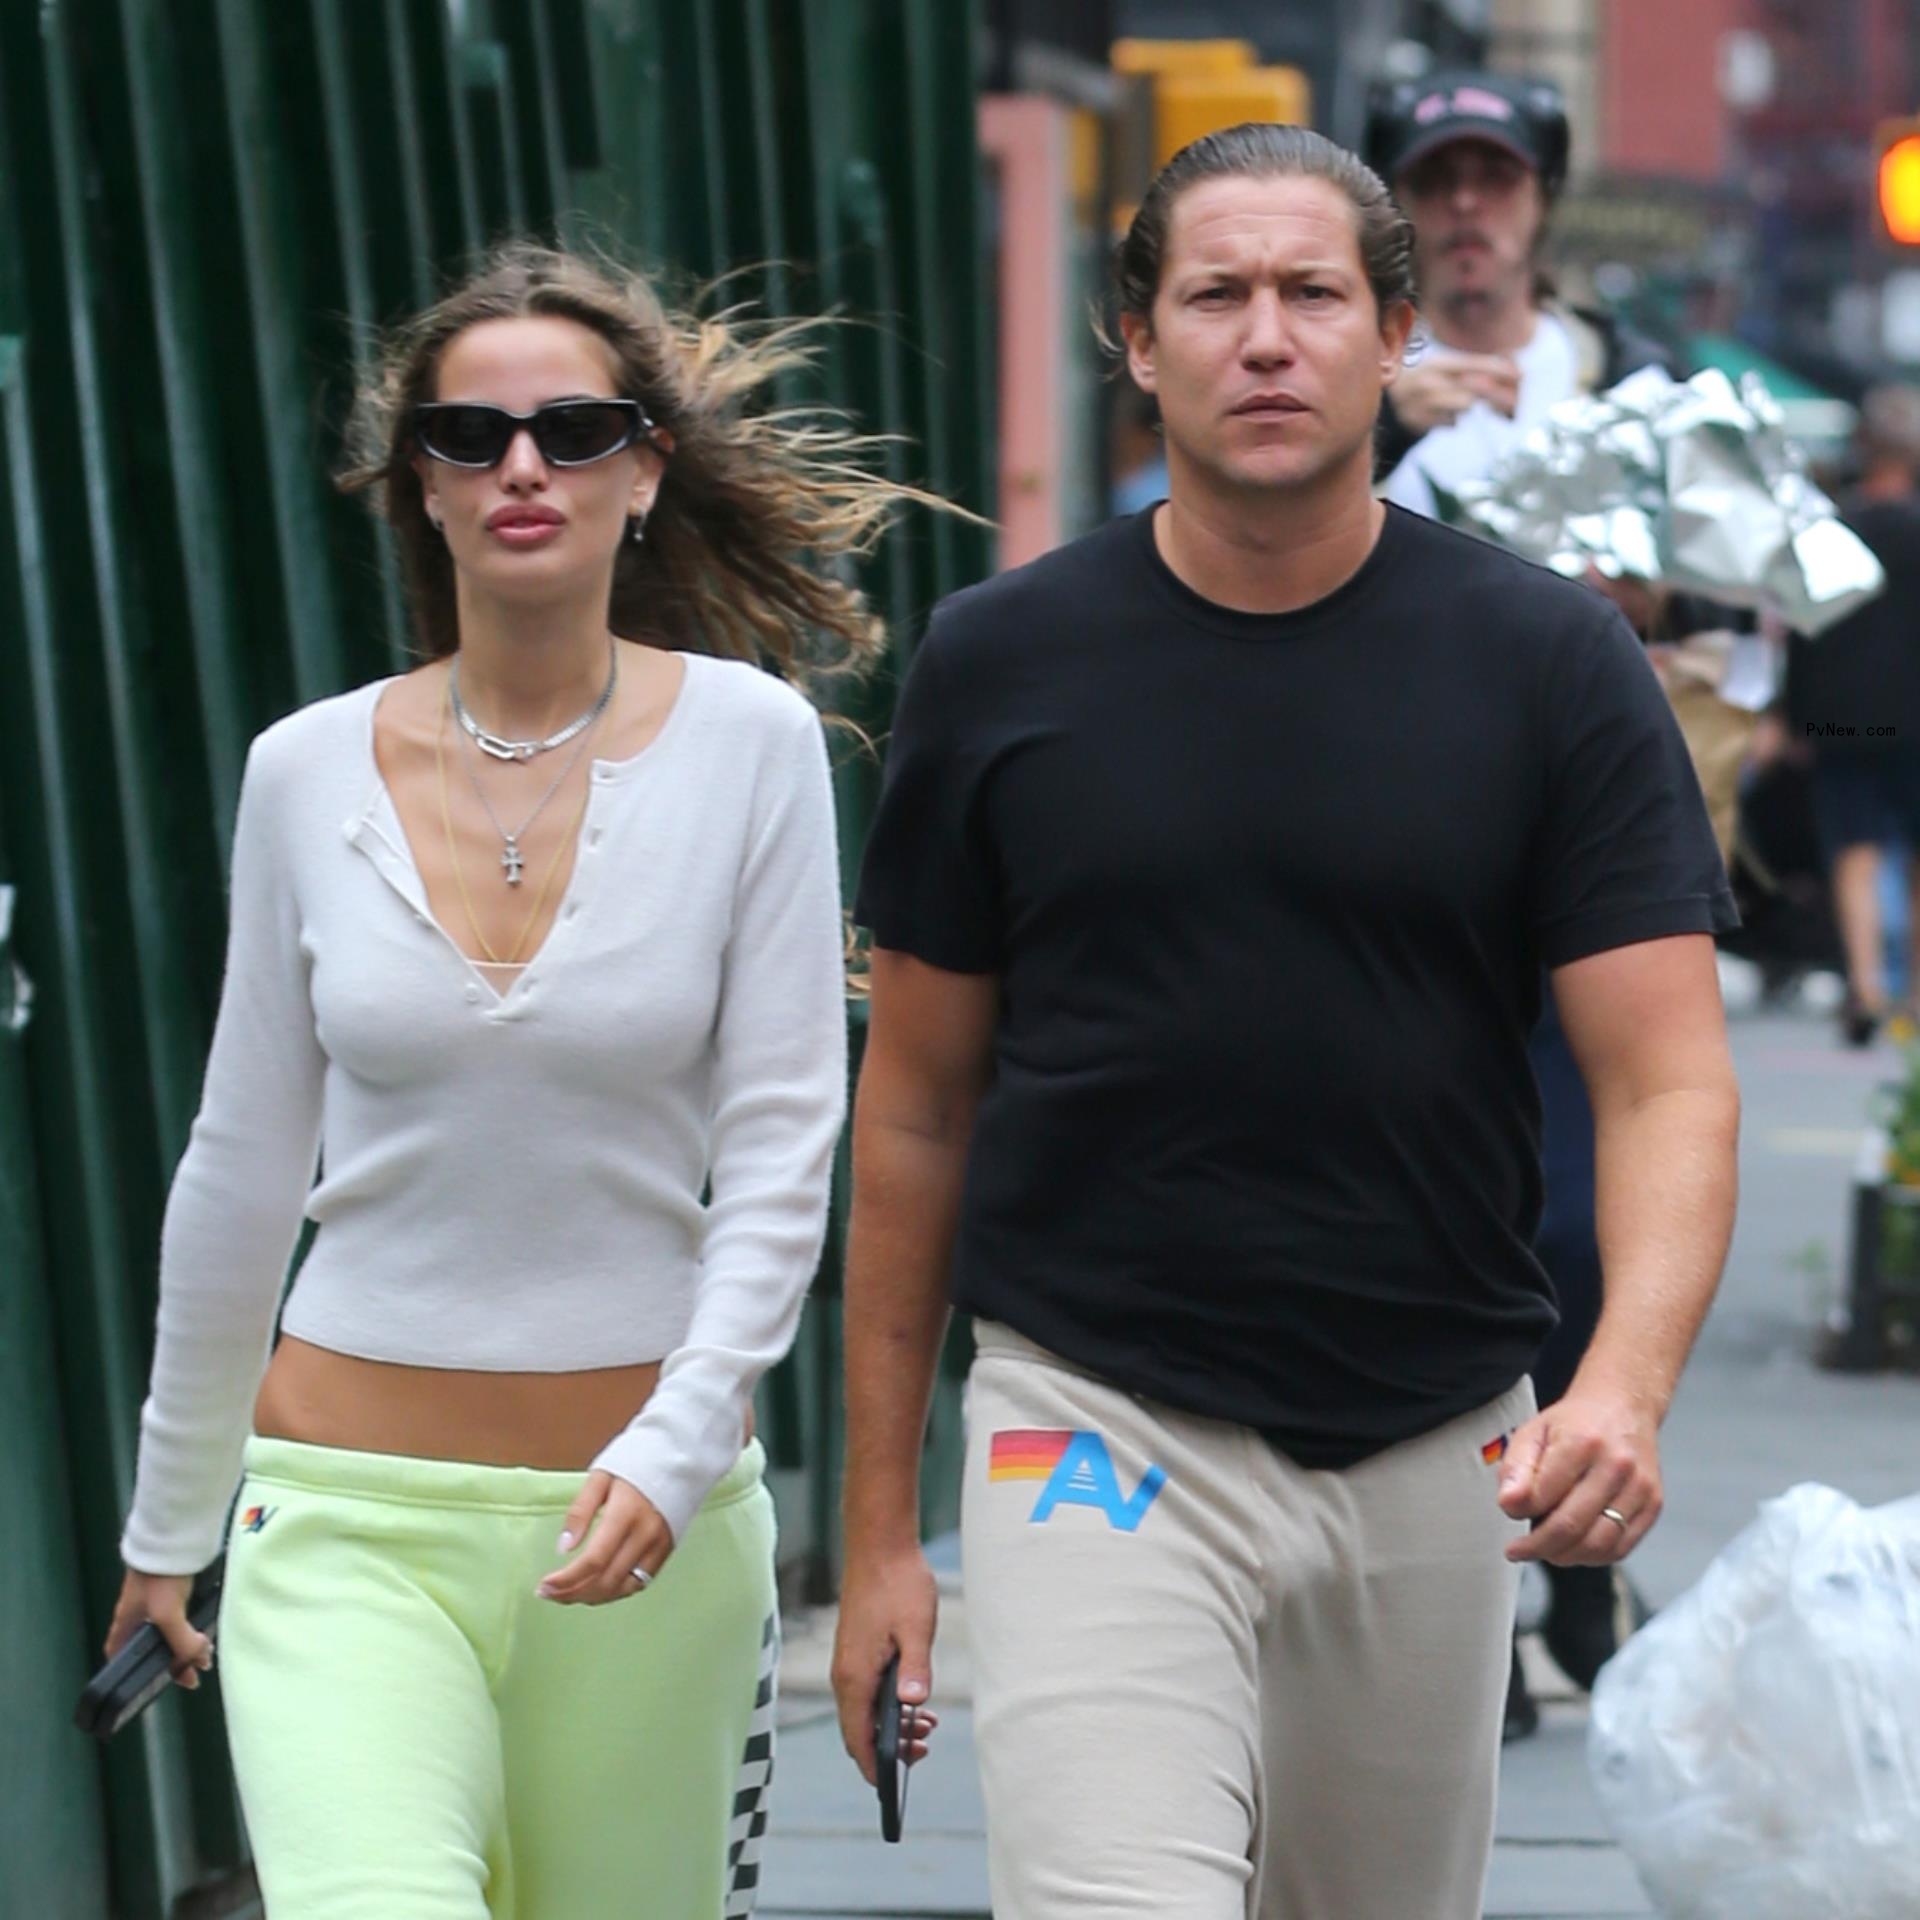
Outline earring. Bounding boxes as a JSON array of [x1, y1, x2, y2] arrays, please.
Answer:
[[628, 510, 648, 546], [427, 509, 444, 534]]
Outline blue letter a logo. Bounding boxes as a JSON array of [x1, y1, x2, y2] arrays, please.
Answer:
[[1028, 1432, 1167, 1533]]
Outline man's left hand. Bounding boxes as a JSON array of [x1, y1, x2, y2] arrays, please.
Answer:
[[1496, 1389, 1663, 1566]]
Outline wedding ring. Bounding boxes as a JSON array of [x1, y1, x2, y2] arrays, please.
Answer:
[[1600, 1507, 1629, 1532], [629, 1565, 653, 1590]]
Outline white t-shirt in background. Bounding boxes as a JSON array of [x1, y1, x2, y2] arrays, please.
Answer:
[[1383, 310, 1578, 520]]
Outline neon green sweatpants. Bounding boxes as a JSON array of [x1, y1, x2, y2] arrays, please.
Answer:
[[218, 1435, 779, 1920]]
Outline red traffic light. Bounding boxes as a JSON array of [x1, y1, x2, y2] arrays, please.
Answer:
[[1879, 127, 1920, 244]]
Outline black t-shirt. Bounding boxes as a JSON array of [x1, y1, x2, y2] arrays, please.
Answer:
[[1786, 495, 1920, 753], [856, 504, 1738, 1466]]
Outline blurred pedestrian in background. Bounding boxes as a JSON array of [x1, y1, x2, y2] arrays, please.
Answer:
[[1785, 383, 1920, 1045], [1367, 70, 1679, 1739], [102, 242, 915, 1919], [1368, 71, 1670, 520]]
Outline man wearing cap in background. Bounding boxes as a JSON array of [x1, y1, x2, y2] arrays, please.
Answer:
[[1366, 71, 1676, 1738], [1370, 71, 1672, 516]]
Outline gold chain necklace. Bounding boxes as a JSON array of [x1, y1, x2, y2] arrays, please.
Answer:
[[435, 690, 592, 969]]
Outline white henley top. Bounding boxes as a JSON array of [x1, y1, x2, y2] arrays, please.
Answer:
[[120, 651, 847, 1572]]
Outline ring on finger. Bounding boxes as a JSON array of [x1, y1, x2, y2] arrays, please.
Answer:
[[1600, 1506, 1630, 1532], [629, 1565, 653, 1590]]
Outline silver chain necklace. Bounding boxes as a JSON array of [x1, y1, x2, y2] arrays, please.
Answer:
[[455, 654, 617, 886], [449, 642, 618, 762]]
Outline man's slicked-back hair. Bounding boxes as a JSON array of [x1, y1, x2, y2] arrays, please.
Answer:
[[1116, 122, 1416, 329]]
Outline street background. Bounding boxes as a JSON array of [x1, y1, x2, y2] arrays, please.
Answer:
[[8, 3, 1920, 1915]]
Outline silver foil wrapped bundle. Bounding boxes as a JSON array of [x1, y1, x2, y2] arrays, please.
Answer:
[[1428, 366, 1884, 637]]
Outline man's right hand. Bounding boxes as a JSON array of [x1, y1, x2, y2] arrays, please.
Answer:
[[106, 1568, 213, 1689], [831, 1544, 939, 1785], [1390, 354, 1521, 435]]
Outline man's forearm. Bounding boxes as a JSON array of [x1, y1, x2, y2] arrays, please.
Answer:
[[1579, 1084, 1740, 1419], [841, 1112, 974, 1553]]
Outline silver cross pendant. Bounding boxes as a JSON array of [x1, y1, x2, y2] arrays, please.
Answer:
[[501, 839, 525, 886]]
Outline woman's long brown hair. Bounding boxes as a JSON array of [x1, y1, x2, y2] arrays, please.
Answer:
[[339, 239, 952, 688]]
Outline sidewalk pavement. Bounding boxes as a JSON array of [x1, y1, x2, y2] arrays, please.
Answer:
[[758, 1008, 1920, 1918], [763, 1551, 1651, 1920]]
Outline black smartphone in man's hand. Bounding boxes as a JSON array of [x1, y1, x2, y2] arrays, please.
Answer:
[[74, 1557, 225, 1741], [874, 1648, 912, 1843]]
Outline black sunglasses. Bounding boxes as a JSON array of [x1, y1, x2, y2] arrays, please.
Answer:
[[413, 398, 659, 469]]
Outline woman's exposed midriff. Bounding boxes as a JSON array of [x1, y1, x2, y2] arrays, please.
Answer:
[[253, 1334, 750, 1472]]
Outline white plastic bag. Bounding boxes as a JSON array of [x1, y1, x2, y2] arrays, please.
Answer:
[[1589, 1483, 1920, 1919]]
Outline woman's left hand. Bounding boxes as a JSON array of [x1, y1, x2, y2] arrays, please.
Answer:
[[538, 1471, 676, 1605]]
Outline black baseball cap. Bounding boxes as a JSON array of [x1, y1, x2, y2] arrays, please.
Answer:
[[1365, 72, 1569, 194]]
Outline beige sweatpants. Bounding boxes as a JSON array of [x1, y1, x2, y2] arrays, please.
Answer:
[[961, 1320, 1534, 1920]]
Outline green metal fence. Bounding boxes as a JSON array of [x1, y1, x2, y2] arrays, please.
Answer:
[[0, 3, 993, 1913]]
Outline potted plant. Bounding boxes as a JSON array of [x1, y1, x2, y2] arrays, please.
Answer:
[[1823, 1047, 1920, 1370]]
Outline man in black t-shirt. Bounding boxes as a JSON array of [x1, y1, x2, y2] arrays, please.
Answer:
[[832, 124, 1738, 1920]]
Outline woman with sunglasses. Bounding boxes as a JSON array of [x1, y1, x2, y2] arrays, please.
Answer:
[[103, 243, 920, 1918]]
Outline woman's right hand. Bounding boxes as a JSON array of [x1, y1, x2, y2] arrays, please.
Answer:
[[106, 1568, 214, 1689]]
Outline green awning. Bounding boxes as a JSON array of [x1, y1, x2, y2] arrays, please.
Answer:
[[1685, 332, 1857, 450]]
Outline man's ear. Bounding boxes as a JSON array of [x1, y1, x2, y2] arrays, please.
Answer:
[[1120, 310, 1157, 395], [1379, 299, 1416, 383]]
